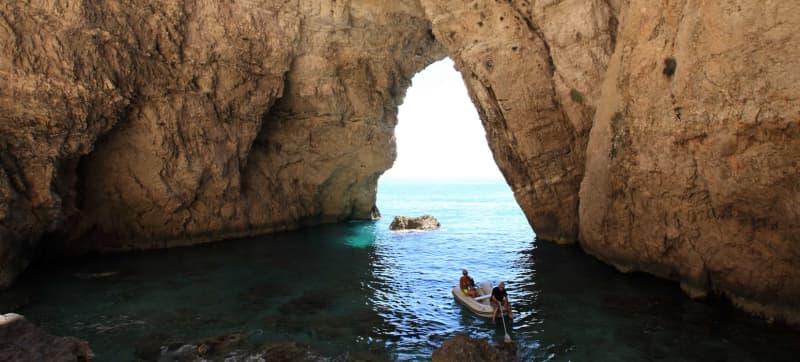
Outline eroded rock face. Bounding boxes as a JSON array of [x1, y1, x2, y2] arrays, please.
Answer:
[[389, 215, 441, 231], [62, 1, 441, 255], [578, 0, 800, 325], [423, 0, 800, 325], [0, 1, 443, 276], [0, 0, 798, 325], [420, 0, 617, 244]]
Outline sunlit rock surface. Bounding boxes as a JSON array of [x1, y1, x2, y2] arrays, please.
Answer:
[[0, 0, 443, 282], [577, 0, 800, 326], [0, 0, 798, 325], [389, 215, 441, 231], [420, 0, 616, 244]]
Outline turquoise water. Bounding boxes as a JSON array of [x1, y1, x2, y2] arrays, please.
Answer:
[[4, 180, 799, 361]]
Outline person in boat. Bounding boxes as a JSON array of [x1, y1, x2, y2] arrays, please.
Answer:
[[491, 281, 513, 324], [460, 269, 478, 297]]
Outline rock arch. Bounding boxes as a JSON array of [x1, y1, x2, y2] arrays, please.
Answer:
[[0, 0, 798, 325]]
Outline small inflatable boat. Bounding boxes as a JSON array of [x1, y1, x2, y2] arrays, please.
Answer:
[[452, 281, 495, 318]]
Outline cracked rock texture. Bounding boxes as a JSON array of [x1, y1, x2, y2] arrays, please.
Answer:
[[389, 215, 441, 231], [421, 0, 617, 243], [1, 0, 798, 326], [579, 0, 800, 325], [0, 0, 442, 282]]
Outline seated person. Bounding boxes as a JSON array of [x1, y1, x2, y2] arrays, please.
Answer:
[[460, 269, 478, 297]]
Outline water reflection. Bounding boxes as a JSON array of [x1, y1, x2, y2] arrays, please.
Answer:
[[5, 181, 800, 361], [9, 223, 397, 360], [526, 241, 800, 362]]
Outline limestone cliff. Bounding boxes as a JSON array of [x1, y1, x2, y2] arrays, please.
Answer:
[[0, 0, 442, 281], [420, 0, 617, 243], [578, 0, 800, 325], [1, 0, 798, 326]]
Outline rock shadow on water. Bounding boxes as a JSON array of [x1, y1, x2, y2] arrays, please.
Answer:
[[134, 332, 170, 361], [139, 332, 391, 361], [597, 278, 800, 361], [0, 288, 33, 313], [259, 341, 316, 361], [148, 335, 240, 362], [259, 340, 390, 362], [271, 302, 384, 339], [238, 280, 286, 306], [136, 332, 332, 362], [278, 290, 334, 316], [259, 340, 391, 361], [270, 290, 340, 337]]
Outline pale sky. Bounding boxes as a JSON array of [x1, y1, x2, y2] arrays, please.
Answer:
[[381, 58, 504, 182]]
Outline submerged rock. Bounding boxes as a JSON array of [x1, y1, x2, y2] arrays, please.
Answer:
[[154, 333, 245, 361], [133, 333, 169, 361], [72, 271, 119, 279], [431, 334, 510, 362], [194, 333, 245, 358], [389, 215, 441, 231], [0, 313, 93, 361], [260, 341, 319, 362]]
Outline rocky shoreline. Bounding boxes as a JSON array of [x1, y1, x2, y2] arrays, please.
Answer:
[[0, 313, 93, 362], [1, 312, 511, 362], [0, 0, 798, 325]]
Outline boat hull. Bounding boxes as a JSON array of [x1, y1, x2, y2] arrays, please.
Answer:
[[452, 281, 496, 318]]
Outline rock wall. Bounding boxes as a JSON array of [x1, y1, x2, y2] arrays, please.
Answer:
[[68, 0, 442, 254], [578, 0, 800, 325], [0, 0, 442, 279], [423, 0, 799, 325], [1, 0, 798, 325], [420, 0, 617, 243]]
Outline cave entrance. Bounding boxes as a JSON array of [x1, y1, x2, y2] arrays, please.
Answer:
[[373, 57, 535, 303], [381, 58, 503, 183], [376, 57, 531, 232]]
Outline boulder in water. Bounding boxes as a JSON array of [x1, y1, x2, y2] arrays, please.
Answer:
[[432, 333, 509, 362], [389, 215, 441, 231], [0, 313, 94, 361]]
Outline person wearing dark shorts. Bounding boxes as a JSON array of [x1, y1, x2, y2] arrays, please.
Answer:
[[491, 281, 513, 323]]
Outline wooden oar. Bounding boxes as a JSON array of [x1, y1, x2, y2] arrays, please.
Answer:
[[474, 294, 492, 301]]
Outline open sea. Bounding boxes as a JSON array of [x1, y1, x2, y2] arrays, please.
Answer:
[[3, 180, 799, 361]]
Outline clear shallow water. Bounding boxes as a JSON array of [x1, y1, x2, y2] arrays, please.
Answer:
[[3, 181, 799, 361]]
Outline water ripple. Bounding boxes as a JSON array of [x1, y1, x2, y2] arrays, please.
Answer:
[[8, 182, 800, 361]]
